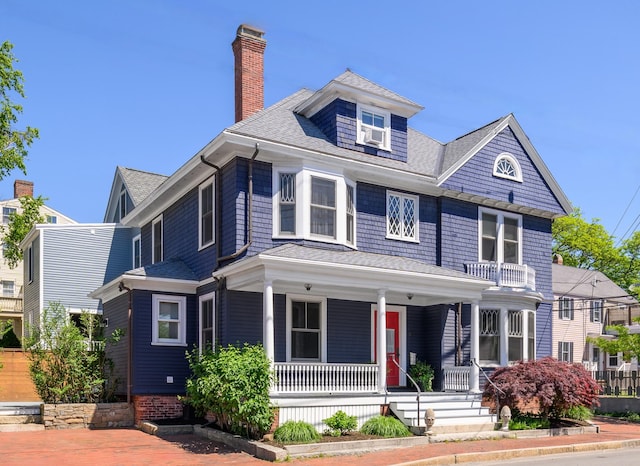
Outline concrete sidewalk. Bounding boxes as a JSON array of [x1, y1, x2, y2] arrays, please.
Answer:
[[2, 416, 640, 465]]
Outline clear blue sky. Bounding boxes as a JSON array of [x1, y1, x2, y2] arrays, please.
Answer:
[[2, 1, 639, 242]]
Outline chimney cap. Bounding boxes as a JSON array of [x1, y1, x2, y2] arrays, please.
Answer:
[[236, 24, 265, 41]]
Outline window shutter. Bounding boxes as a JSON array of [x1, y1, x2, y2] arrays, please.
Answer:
[[590, 302, 594, 322], [569, 342, 574, 363], [558, 342, 563, 360], [570, 299, 574, 320]]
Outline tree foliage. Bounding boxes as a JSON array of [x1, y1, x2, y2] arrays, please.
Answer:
[[2, 194, 45, 268], [552, 208, 640, 299], [184, 343, 274, 439], [588, 317, 640, 364], [484, 357, 600, 420], [24, 302, 123, 403], [0, 40, 39, 179]]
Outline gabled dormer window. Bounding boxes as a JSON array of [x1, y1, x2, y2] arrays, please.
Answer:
[[274, 168, 356, 247], [356, 103, 390, 151], [199, 177, 215, 249], [118, 189, 127, 221], [493, 152, 522, 182]]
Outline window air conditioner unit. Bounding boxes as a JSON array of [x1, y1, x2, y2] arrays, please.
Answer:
[[364, 127, 385, 145]]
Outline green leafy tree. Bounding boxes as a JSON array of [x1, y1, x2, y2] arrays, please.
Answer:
[[0, 40, 39, 178], [2, 194, 45, 268], [588, 317, 640, 365]]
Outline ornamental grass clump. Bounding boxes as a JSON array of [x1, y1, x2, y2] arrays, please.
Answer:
[[273, 420, 321, 444], [360, 415, 412, 437]]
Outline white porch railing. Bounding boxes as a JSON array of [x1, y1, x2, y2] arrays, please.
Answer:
[[273, 362, 379, 393], [465, 262, 536, 290], [443, 366, 470, 391]]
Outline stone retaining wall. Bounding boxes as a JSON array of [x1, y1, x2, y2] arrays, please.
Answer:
[[598, 396, 640, 414], [43, 402, 134, 429]]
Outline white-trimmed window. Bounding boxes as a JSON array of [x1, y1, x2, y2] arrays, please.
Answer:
[[132, 234, 141, 269], [2, 280, 14, 297], [493, 152, 522, 182], [590, 300, 602, 323], [479, 208, 521, 263], [559, 297, 574, 320], [480, 309, 500, 364], [273, 169, 356, 247], [287, 295, 327, 361], [199, 177, 215, 249], [356, 103, 391, 151], [26, 244, 33, 283], [199, 292, 215, 353], [508, 310, 523, 363], [387, 191, 418, 242], [558, 341, 573, 363], [528, 311, 535, 361], [152, 215, 163, 264], [3, 207, 16, 224], [152, 294, 186, 346], [46, 215, 57, 224], [119, 189, 127, 221]]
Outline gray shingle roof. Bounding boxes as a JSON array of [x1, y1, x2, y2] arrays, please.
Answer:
[[261, 243, 478, 280], [118, 167, 168, 206], [126, 258, 198, 281], [552, 263, 634, 303]]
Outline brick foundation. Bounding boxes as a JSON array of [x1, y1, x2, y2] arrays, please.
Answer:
[[132, 395, 184, 425]]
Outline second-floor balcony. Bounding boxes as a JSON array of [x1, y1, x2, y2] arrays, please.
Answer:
[[0, 295, 23, 314], [465, 262, 536, 291]]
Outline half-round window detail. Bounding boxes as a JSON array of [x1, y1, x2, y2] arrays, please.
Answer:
[[493, 152, 522, 182]]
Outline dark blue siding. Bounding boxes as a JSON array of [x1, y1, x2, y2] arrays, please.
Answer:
[[441, 127, 565, 215], [131, 290, 197, 395], [225, 291, 263, 346], [439, 198, 478, 271], [103, 293, 129, 397], [356, 183, 438, 263], [327, 300, 370, 363]]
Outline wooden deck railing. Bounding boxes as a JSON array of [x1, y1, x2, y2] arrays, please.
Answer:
[[272, 362, 379, 393], [465, 262, 536, 290], [443, 366, 470, 391]]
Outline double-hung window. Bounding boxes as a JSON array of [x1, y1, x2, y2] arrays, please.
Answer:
[[199, 292, 215, 353], [310, 177, 336, 239], [199, 178, 215, 248], [26, 244, 33, 283], [119, 189, 127, 221], [356, 103, 391, 151], [508, 310, 523, 362], [559, 297, 574, 320], [132, 234, 141, 269], [274, 169, 356, 247], [558, 341, 573, 363], [152, 215, 163, 264], [287, 296, 326, 361], [3, 207, 16, 224], [479, 209, 521, 263], [2, 280, 14, 297], [387, 191, 418, 241], [590, 300, 602, 323], [46, 215, 57, 224], [152, 294, 186, 346]]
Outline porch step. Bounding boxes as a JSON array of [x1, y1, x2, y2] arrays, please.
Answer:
[[389, 393, 496, 434], [0, 403, 44, 431]]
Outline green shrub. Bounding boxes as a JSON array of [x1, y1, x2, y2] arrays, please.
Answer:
[[184, 343, 274, 439], [273, 420, 320, 444], [25, 302, 122, 403], [0, 321, 21, 348], [509, 413, 550, 430], [408, 360, 434, 392], [323, 410, 357, 436], [564, 405, 593, 421], [360, 415, 411, 437]]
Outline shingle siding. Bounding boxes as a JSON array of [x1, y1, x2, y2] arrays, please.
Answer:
[[441, 127, 564, 215], [104, 293, 129, 397], [439, 198, 478, 271], [327, 299, 371, 363]]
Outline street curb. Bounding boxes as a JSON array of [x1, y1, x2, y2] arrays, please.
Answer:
[[392, 439, 640, 465]]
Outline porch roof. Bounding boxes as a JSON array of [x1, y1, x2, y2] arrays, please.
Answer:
[[214, 244, 492, 306]]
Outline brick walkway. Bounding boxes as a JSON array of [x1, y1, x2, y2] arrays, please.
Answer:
[[2, 416, 640, 465]]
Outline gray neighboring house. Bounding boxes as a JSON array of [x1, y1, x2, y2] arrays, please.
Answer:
[[21, 167, 167, 335]]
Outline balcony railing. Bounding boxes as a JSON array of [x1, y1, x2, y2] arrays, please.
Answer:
[[272, 362, 379, 394], [0, 296, 23, 313], [465, 262, 536, 290]]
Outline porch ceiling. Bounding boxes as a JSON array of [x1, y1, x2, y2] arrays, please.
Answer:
[[214, 244, 492, 306]]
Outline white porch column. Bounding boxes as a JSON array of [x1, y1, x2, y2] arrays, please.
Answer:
[[263, 280, 274, 362], [500, 307, 509, 366], [470, 300, 480, 393], [377, 290, 387, 394]]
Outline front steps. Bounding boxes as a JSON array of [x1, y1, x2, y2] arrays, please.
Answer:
[[388, 392, 497, 435], [0, 403, 44, 432]]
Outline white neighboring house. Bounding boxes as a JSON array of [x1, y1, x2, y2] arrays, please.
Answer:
[[552, 256, 640, 372], [0, 180, 76, 341]]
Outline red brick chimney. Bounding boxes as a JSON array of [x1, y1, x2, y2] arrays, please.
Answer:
[[14, 180, 33, 198], [232, 24, 266, 123]]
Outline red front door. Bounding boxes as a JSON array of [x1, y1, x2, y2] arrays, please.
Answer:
[[374, 310, 400, 387]]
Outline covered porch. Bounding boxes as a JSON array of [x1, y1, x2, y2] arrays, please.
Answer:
[[214, 244, 491, 396]]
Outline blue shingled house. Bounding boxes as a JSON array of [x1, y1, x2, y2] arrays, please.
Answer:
[[89, 25, 572, 431]]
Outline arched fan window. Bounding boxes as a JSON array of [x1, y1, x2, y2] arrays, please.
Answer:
[[493, 152, 522, 182]]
